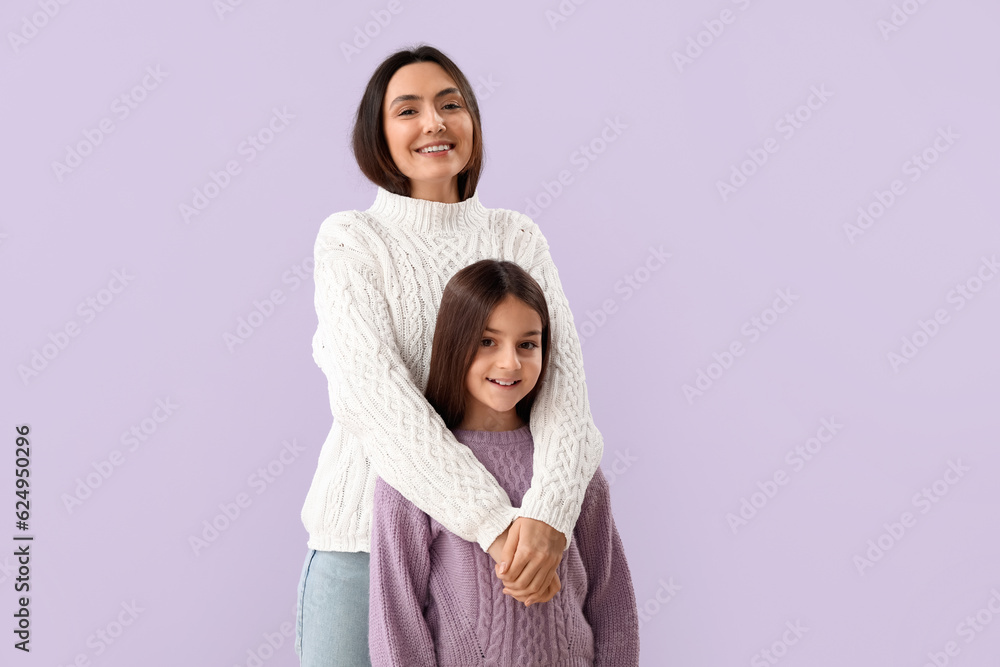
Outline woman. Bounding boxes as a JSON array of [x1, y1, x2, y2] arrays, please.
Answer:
[[297, 44, 606, 666]]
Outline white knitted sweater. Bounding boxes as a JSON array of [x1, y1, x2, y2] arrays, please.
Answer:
[[300, 186, 604, 553]]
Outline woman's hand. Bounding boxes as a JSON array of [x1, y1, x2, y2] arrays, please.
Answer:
[[487, 517, 565, 606]]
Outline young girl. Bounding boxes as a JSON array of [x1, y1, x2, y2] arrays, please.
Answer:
[[369, 259, 640, 666]]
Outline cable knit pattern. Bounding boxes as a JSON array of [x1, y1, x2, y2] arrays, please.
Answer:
[[369, 425, 640, 666], [301, 187, 605, 553]]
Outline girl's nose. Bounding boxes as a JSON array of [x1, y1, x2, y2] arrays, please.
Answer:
[[496, 345, 521, 369]]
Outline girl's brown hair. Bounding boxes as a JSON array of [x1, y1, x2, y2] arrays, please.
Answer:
[[351, 44, 485, 201], [425, 260, 550, 430]]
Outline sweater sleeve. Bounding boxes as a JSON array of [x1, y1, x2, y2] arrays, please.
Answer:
[[369, 476, 438, 667], [513, 216, 605, 545], [312, 213, 519, 552], [574, 469, 640, 666]]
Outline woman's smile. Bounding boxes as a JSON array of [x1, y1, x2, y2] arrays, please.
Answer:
[[415, 142, 456, 156]]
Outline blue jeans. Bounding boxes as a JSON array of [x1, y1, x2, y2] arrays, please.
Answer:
[[296, 549, 372, 667]]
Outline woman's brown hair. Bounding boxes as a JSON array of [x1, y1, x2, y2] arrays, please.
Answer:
[[425, 260, 550, 430], [352, 44, 485, 201]]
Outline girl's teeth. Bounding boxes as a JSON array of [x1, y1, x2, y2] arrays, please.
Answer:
[[490, 379, 517, 386], [418, 145, 451, 153]]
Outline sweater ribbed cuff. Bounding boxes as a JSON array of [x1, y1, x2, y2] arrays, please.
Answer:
[[475, 504, 520, 554], [516, 492, 578, 552]]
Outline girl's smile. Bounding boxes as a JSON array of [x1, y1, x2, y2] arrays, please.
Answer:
[[487, 377, 520, 387]]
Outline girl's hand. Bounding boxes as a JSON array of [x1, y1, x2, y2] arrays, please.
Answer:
[[487, 526, 510, 567], [493, 517, 565, 606]]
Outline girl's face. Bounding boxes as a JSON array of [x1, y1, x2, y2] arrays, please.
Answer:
[[459, 295, 544, 432], [382, 61, 474, 203]]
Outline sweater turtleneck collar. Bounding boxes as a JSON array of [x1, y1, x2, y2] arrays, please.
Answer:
[[367, 186, 490, 234]]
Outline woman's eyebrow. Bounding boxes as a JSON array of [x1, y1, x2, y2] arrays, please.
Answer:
[[388, 87, 462, 108]]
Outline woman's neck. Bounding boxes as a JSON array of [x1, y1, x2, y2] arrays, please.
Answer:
[[410, 178, 460, 203]]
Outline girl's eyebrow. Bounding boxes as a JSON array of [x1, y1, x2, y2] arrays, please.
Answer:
[[388, 87, 462, 108], [484, 327, 541, 337]]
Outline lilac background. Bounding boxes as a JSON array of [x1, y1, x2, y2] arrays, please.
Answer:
[[3, 0, 1000, 665]]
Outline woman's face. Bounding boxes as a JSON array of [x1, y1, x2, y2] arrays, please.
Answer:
[[382, 62, 474, 202], [461, 295, 543, 431]]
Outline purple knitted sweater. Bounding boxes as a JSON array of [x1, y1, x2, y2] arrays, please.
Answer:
[[369, 424, 640, 666]]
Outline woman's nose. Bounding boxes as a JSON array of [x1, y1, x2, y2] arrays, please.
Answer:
[[423, 107, 444, 132]]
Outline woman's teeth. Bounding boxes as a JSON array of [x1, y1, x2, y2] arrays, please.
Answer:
[[417, 144, 452, 153]]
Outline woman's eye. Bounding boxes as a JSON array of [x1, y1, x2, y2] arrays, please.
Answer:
[[398, 103, 460, 117], [481, 339, 494, 347]]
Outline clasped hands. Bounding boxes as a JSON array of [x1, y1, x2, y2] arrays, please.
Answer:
[[486, 516, 566, 607]]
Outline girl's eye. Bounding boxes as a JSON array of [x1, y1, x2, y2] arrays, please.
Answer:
[[444, 102, 462, 109], [480, 339, 538, 349]]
